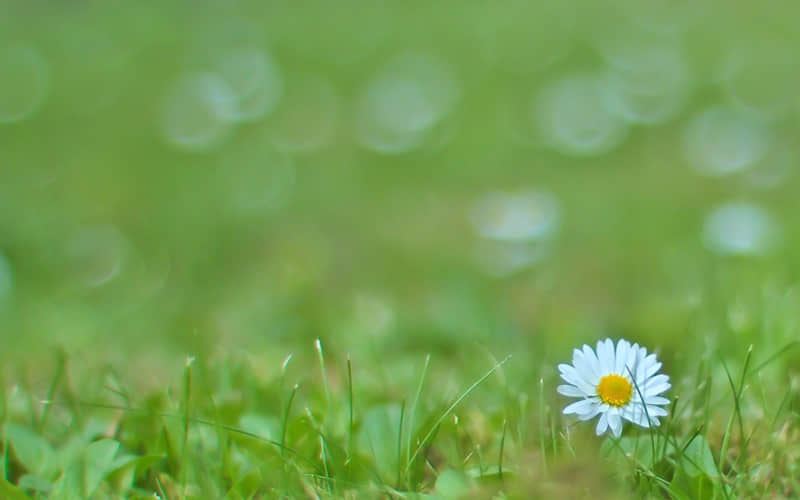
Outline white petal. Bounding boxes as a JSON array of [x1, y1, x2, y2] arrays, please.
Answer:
[[645, 396, 670, 406], [644, 405, 668, 417], [558, 364, 595, 394], [647, 381, 671, 394], [563, 399, 596, 415], [577, 403, 602, 421], [625, 344, 637, 379], [636, 346, 649, 382], [572, 347, 584, 368], [582, 344, 601, 381], [595, 411, 609, 435], [644, 373, 669, 386], [573, 349, 598, 386], [629, 405, 653, 427], [557, 384, 586, 397], [635, 412, 654, 427], [637, 411, 662, 427], [615, 339, 630, 375], [624, 343, 638, 376], [644, 354, 661, 378], [597, 338, 615, 374], [608, 412, 623, 437], [641, 375, 670, 396]]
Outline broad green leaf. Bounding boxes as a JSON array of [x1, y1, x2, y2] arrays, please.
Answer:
[[434, 469, 470, 498], [84, 439, 121, 497], [49, 462, 83, 500], [238, 413, 280, 441], [5, 424, 57, 479], [97, 448, 164, 494], [17, 474, 51, 494], [603, 434, 672, 469], [0, 478, 32, 500], [108, 453, 163, 474], [680, 435, 718, 478], [670, 469, 716, 500], [357, 403, 402, 480], [225, 468, 261, 500]]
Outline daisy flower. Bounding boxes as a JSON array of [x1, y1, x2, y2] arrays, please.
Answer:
[[557, 338, 670, 438]]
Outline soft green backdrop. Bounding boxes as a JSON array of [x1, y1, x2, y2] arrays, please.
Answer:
[[1, 1, 800, 497]]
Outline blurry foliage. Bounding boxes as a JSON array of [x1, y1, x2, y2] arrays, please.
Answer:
[[2, 0, 800, 497]]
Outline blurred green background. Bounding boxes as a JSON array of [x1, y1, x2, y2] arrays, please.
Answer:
[[2, 0, 800, 389]]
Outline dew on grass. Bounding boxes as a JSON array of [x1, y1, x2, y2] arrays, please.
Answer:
[[0, 44, 50, 124], [213, 47, 284, 123], [703, 202, 779, 256], [270, 74, 339, 152], [0, 252, 13, 300], [158, 72, 238, 152], [534, 72, 629, 156], [683, 106, 771, 176], [355, 52, 460, 154], [65, 225, 127, 287], [470, 191, 560, 242]]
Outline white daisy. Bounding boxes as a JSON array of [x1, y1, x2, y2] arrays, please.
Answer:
[[557, 338, 670, 438]]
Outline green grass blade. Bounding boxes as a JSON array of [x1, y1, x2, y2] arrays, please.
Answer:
[[404, 354, 511, 479]]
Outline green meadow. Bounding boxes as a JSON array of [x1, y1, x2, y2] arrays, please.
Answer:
[[1, 1, 800, 498]]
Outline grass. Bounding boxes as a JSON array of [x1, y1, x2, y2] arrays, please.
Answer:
[[3, 0, 800, 498], [1, 337, 798, 498]]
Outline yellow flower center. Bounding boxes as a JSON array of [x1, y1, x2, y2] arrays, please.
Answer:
[[596, 374, 633, 407]]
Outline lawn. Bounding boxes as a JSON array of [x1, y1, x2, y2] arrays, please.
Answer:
[[1, 1, 800, 498]]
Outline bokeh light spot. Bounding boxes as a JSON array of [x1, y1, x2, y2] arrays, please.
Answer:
[[0, 44, 50, 124], [703, 202, 780, 256], [471, 191, 560, 242], [534, 72, 629, 156], [158, 72, 238, 152], [270, 74, 339, 153], [0, 252, 13, 300], [355, 52, 460, 154], [471, 191, 560, 276], [683, 106, 771, 176], [65, 225, 128, 287], [602, 45, 690, 125], [214, 47, 284, 123]]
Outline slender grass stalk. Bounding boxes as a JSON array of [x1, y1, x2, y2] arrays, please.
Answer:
[[180, 356, 194, 500], [404, 353, 430, 488], [38, 350, 65, 432], [404, 355, 511, 480], [498, 418, 507, 479], [281, 384, 299, 459], [76, 400, 319, 468], [346, 355, 354, 472], [475, 443, 485, 476], [315, 339, 332, 412], [396, 399, 405, 488], [719, 345, 752, 479], [304, 407, 333, 494], [537, 377, 547, 473], [626, 366, 657, 467], [0, 376, 7, 481]]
